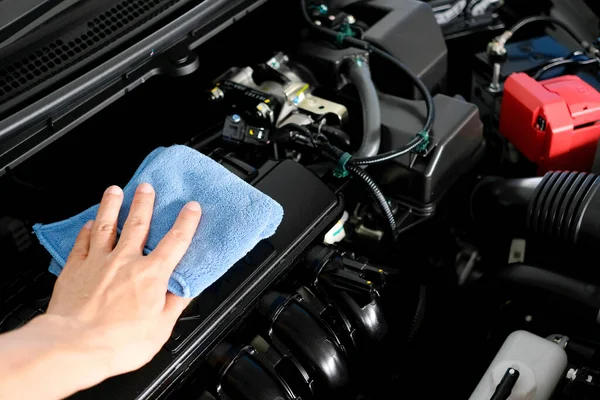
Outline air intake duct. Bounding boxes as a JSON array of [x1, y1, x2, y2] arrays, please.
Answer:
[[471, 171, 600, 246]]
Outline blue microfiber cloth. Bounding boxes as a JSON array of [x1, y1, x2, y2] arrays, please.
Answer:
[[32, 145, 284, 298]]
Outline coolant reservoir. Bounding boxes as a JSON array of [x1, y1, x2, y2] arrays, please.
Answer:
[[469, 330, 567, 400]]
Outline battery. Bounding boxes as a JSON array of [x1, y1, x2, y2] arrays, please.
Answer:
[[500, 72, 600, 174]]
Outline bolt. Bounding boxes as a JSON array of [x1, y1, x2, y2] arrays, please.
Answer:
[[328, 15, 336, 21], [525, 315, 533, 322], [231, 114, 241, 123], [489, 62, 502, 92], [345, 15, 356, 24], [314, 20, 322, 26], [567, 368, 578, 381]]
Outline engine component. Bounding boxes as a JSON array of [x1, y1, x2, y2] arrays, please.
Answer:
[[0, 157, 344, 399], [471, 35, 600, 130], [258, 289, 351, 393], [207, 343, 297, 400], [6, 2, 600, 398], [471, 171, 600, 246], [495, 264, 600, 325], [221, 114, 270, 145], [433, 0, 504, 38], [294, 43, 369, 91], [209, 53, 348, 131], [563, 366, 600, 398], [469, 330, 568, 400], [372, 93, 484, 232], [500, 73, 600, 174], [294, 42, 381, 157], [306, 245, 389, 347], [339, 0, 448, 98], [486, 15, 593, 61], [0, 216, 31, 255], [199, 246, 391, 400]]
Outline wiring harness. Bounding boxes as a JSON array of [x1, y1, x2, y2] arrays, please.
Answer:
[[293, 0, 440, 239], [488, 15, 599, 59]]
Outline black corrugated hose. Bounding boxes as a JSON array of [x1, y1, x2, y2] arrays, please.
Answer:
[[319, 143, 398, 238], [278, 123, 397, 237]]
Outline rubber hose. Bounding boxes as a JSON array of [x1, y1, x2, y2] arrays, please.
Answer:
[[497, 264, 600, 324], [408, 285, 426, 342], [346, 59, 381, 158], [320, 125, 351, 147], [471, 171, 600, 246]]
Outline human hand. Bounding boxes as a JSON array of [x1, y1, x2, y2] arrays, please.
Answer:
[[44, 182, 201, 378]]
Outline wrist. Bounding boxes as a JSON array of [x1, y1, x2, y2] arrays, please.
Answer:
[[32, 313, 113, 375], [0, 314, 112, 399]]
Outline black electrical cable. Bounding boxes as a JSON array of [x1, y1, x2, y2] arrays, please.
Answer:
[[532, 57, 599, 80], [278, 123, 323, 148], [352, 132, 423, 166], [274, 123, 398, 237], [349, 45, 436, 165], [508, 15, 587, 46], [300, 0, 435, 164], [369, 45, 435, 135]]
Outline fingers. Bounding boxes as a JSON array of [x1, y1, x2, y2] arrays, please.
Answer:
[[89, 186, 124, 255], [163, 293, 193, 321], [66, 220, 93, 262], [150, 201, 201, 276], [117, 183, 155, 254]]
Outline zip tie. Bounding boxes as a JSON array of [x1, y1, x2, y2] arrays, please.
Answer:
[[336, 23, 355, 45], [415, 130, 430, 153], [333, 152, 352, 178]]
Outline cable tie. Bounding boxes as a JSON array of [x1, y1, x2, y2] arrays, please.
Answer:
[[415, 130, 430, 153], [333, 152, 352, 178], [336, 23, 355, 45]]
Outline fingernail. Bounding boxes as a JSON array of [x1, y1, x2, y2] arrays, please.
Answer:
[[105, 186, 123, 196], [185, 201, 201, 211], [137, 182, 154, 194], [83, 220, 93, 230]]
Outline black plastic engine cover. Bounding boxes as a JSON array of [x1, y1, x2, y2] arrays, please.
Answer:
[[0, 158, 343, 400], [80, 159, 342, 400], [375, 93, 484, 214], [344, 0, 448, 98]]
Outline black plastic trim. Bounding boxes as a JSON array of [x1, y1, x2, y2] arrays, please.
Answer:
[[0, 0, 268, 175]]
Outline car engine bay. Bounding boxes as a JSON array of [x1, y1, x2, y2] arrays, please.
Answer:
[[2, 0, 600, 399]]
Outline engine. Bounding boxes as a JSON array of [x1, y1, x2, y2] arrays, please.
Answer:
[[2, 0, 600, 399]]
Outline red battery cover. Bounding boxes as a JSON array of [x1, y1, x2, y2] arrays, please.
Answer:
[[499, 72, 600, 174]]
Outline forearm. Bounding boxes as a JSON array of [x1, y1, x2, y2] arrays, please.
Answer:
[[0, 315, 110, 400]]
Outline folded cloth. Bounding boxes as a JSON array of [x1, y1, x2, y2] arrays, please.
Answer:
[[33, 145, 284, 298]]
